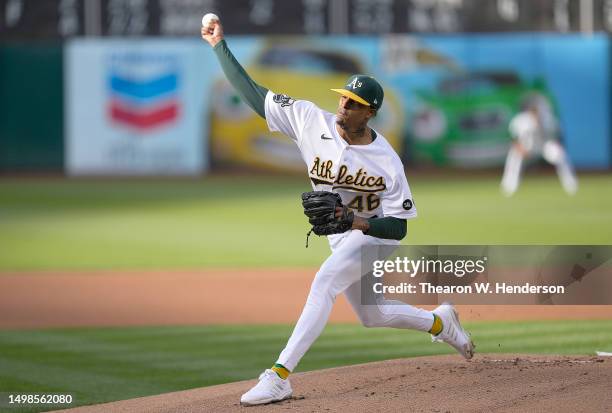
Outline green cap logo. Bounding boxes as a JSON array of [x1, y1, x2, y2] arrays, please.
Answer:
[[331, 74, 384, 110]]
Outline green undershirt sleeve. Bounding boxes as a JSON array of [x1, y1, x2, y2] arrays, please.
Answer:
[[213, 39, 268, 119], [366, 217, 407, 240]]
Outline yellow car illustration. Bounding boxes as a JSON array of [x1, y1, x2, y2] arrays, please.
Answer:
[[209, 41, 404, 172]]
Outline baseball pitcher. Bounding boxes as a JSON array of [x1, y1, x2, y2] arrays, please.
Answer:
[[202, 17, 474, 406]]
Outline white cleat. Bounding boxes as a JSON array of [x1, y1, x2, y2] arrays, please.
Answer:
[[431, 303, 475, 360], [240, 369, 293, 406]]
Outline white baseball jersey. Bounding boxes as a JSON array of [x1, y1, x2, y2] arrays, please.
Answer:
[[509, 110, 558, 154], [265, 91, 417, 221]]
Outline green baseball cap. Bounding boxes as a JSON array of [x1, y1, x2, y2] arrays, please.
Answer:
[[331, 74, 384, 110]]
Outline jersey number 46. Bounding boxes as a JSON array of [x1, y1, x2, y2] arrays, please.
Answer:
[[347, 194, 380, 212]]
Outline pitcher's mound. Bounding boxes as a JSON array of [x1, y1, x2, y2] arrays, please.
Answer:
[[59, 354, 611, 413]]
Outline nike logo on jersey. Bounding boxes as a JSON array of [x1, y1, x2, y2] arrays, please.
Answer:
[[320, 134, 333, 140]]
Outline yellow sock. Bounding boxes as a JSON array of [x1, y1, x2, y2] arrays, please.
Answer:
[[429, 314, 443, 335], [271, 363, 290, 380]]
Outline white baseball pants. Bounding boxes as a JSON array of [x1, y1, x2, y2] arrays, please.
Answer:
[[501, 141, 578, 196], [276, 229, 434, 372]]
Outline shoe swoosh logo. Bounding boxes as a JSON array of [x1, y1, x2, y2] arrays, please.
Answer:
[[321, 134, 333, 140]]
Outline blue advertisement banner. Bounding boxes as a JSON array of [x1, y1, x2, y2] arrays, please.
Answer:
[[66, 39, 210, 175]]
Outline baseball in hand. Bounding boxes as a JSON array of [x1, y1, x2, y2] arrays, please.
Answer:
[[201, 13, 219, 27]]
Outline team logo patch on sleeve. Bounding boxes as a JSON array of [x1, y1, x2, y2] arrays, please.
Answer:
[[402, 199, 413, 210], [273, 94, 295, 107]]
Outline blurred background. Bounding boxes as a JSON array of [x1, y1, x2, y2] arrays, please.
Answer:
[[1, 0, 610, 175]]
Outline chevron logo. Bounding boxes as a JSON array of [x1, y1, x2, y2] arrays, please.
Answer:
[[107, 54, 181, 131]]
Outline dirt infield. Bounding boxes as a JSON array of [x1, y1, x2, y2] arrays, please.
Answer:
[[4, 271, 611, 412], [55, 354, 612, 413], [1, 269, 611, 328]]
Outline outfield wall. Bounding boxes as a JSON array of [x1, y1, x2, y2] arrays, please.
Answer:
[[0, 43, 64, 171], [1, 34, 610, 173]]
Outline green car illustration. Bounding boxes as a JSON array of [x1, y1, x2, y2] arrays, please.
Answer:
[[407, 71, 558, 167]]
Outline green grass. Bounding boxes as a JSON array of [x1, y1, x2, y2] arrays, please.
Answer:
[[1, 176, 610, 412], [1, 174, 611, 271], [0, 320, 610, 412]]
